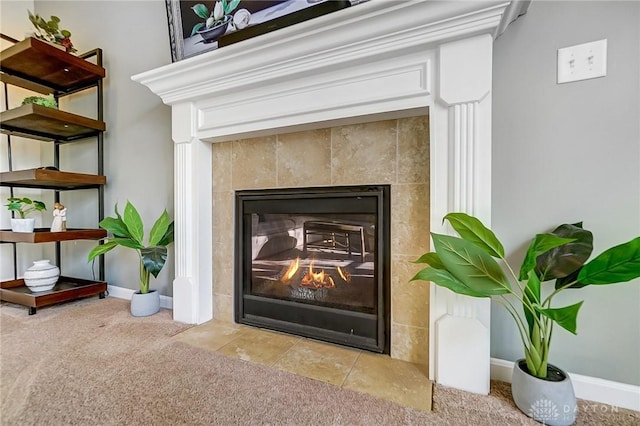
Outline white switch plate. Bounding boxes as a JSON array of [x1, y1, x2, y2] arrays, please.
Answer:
[[557, 39, 607, 84]]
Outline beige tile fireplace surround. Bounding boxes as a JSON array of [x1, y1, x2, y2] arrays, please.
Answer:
[[211, 116, 430, 365], [133, 0, 528, 395]]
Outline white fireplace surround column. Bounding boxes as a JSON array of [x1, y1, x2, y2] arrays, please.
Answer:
[[133, 0, 529, 395]]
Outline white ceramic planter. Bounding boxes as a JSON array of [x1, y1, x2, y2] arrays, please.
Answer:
[[511, 359, 577, 426], [11, 218, 35, 233], [24, 259, 60, 292], [130, 289, 160, 317]]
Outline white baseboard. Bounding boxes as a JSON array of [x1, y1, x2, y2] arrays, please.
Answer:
[[491, 357, 640, 412], [107, 285, 173, 310], [491, 358, 516, 382]]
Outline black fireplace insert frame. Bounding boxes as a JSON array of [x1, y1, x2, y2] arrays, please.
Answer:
[[234, 185, 390, 353]]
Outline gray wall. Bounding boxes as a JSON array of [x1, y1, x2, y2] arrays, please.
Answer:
[[492, 1, 640, 385], [32, 1, 175, 295]]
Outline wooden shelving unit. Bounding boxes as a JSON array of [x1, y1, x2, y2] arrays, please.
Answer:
[[0, 36, 107, 314]]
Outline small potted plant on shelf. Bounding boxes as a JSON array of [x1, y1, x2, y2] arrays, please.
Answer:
[[22, 94, 58, 109], [27, 11, 77, 53], [5, 197, 46, 233], [412, 213, 640, 426], [87, 201, 174, 317]]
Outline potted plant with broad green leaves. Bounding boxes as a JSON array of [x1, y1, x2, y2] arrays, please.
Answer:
[[412, 213, 640, 426], [88, 201, 174, 317], [5, 197, 46, 233]]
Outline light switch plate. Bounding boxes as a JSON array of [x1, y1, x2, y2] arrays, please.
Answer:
[[557, 39, 607, 84]]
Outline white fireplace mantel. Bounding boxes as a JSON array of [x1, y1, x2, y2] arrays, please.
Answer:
[[133, 0, 529, 395]]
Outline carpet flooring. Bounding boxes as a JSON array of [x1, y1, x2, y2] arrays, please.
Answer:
[[1, 297, 638, 425]]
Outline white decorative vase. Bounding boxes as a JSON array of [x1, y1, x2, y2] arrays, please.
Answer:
[[130, 289, 160, 317], [511, 359, 577, 426], [11, 218, 35, 233], [24, 259, 60, 292]]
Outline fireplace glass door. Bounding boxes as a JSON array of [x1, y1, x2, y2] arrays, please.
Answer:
[[235, 186, 390, 353]]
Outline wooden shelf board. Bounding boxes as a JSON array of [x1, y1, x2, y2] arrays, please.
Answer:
[[1, 276, 107, 309], [0, 168, 106, 189], [0, 228, 106, 243], [0, 37, 105, 93], [0, 103, 105, 142], [0, 73, 53, 95]]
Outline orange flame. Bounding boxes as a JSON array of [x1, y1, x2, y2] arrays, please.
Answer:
[[300, 259, 336, 289], [337, 266, 351, 283], [281, 257, 300, 283], [280, 258, 344, 289]]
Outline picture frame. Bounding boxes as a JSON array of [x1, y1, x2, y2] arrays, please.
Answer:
[[165, 0, 352, 62]]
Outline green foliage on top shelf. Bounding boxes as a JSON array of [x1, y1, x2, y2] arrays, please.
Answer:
[[28, 10, 77, 53]]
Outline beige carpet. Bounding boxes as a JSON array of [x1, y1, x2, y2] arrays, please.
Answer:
[[1, 297, 638, 425]]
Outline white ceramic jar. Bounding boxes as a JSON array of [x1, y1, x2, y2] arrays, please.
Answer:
[[23, 260, 60, 292]]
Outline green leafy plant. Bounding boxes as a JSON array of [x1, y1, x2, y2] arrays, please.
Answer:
[[5, 197, 46, 218], [22, 95, 58, 109], [28, 10, 76, 53], [190, 0, 240, 36], [87, 201, 174, 294], [412, 212, 640, 379]]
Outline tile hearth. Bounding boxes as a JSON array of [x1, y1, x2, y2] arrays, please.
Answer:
[[173, 319, 432, 412]]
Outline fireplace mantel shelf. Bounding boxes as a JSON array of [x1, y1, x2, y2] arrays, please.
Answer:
[[133, 0, 528, 142], [132, 0, 529, 396]]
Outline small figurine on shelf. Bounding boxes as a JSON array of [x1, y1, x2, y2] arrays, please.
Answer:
[[51, 202, 67, 232]]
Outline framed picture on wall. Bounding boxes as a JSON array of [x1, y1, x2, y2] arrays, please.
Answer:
[[165, 0, 353, 62]]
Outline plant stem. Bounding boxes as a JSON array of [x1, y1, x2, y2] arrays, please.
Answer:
[[494, 273, 550, 375], [510, 283, 547, 334], [139, 259, 150, 294], [545, 321, 554, 356], [496, 296, 531, 350], [542, 279, 578, 306], [502, 257, 527, 294]]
